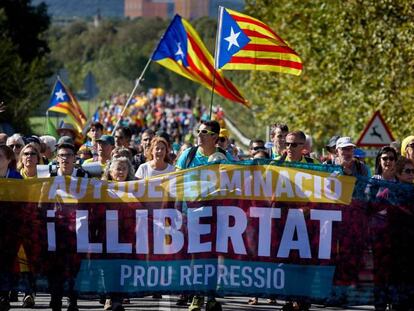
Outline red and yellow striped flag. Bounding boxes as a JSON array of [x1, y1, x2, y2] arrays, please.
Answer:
[[152, 15, 248, 107], [215, 7, 303, 76]]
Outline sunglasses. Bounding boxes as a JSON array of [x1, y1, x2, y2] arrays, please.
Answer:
[[9, 144, 22, 149], [407, 143, 414, 148], [402, 168, 414, 174], [251, 146, 265, 151], [23, 152, 37, 156], [380, 156, 395, 161], [57, 153, 74, 158], [285, 142, 303, 148], [197, 129, 216, 136], [218, 137, 227, 143]]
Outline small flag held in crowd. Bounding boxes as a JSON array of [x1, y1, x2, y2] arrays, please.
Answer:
[[152, 15, 248, 106], [215, 7, 302, 76], [48, 78, 87, 133]]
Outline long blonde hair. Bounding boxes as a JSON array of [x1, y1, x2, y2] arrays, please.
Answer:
[[17, 143, 41, 170], [145, 136, 171, 163]]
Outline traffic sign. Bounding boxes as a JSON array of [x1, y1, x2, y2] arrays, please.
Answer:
[[356, 111, 395, 147]]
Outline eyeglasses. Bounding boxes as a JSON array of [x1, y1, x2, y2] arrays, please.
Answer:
[[218, 137, 227, 143], [197, 129, 216, 136], [402, 168, 414, 174], [57, 153, 74, 158], [285, 142, 303, 148], [9, 144, 23, 149], [23, 152, 37, 156], [380, 156, 395, 161], [251, 146, 265, 151]]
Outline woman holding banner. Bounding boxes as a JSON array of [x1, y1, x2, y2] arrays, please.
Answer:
[[101, 156, 136, 311], [0, 145, 23, 311]]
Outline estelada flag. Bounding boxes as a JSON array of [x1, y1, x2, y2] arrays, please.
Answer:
[[48, 78, 87, 133], [152, 15, 248, 107], [215, 7, 303, 76]]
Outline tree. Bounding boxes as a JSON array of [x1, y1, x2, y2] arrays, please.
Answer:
[[0, 1, 51, 134], [243, 0, 414, 148]]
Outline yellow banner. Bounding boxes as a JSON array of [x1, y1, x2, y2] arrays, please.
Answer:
[[0, 164, 355, 204]]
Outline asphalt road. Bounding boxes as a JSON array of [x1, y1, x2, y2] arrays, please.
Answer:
[[10, 293, 375, 311]]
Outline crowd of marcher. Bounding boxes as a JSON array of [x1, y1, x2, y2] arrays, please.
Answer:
[[0, 89, 414, 311]]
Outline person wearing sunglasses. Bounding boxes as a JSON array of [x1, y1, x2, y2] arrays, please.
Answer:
[[6, 133, 24, 160], [395, 157, 414, 184], [335, 137, 369, 177], [17, 143, 41, 179], [248, 139, 266, 159], [176, 120, 232, 170], [278, 131, 317, 164], [217, 128, 238, 160], [175, 120, 228, 311], [401, 135, 414, 161], [372, 146, 398, 182]]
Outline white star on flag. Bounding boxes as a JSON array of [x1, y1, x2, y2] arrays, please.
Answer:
[[55, 89, 66, 101], [175, 42, 184, 59], [224, 27, 241, 51]]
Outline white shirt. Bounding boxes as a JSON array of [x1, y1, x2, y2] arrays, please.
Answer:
[[135, 162, 175, 179]]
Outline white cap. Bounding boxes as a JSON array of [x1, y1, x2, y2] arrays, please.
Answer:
[[336, 137, 356, 149]]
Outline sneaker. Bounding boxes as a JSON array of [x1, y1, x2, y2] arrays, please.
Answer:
[[188, 296, 204, 311], [22, 295, 35, 308], [104, 299, 112, 311], [206, 298, 222, 311], [248, 297, 258, 305]]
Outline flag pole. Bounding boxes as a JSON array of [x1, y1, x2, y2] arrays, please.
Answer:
[[209, 6, 224, 120], [111, 58, 152, 135]]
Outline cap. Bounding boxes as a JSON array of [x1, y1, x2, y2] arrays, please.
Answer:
[[25, 135, 41, 145], [401, 136, 414, 157], [219, 128, 229, 138], [57, 122, 76, 134], [96, 135, 115, 146], [336, 137, 356, 149], [326, 135, 340, 148], [56, 136, 75, 151]]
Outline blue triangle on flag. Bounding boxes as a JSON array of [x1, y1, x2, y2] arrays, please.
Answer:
[[217, 8, 250, 68]]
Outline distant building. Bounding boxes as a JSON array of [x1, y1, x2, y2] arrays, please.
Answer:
[[125, 0, 174, 19], [125, 0, 245, 20], [174, 0, 209, 20]]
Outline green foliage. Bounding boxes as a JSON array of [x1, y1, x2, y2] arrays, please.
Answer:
[[244, 0, 414, 148], [0, 1, 51, 134], [48, 17, 200, 98]]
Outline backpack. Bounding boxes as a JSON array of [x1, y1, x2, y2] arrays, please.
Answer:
[[184, 146, 227, 169]]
